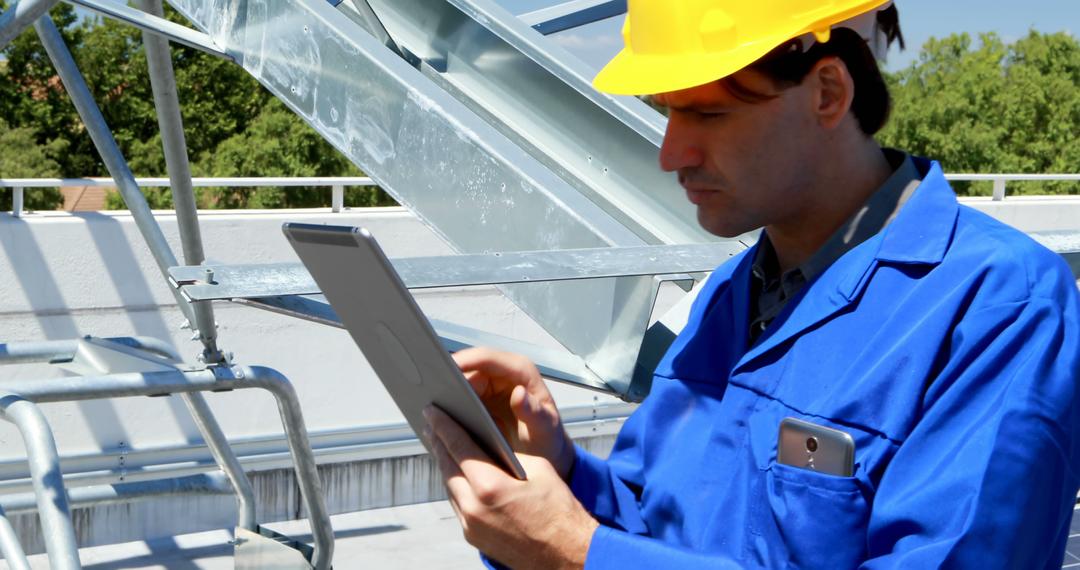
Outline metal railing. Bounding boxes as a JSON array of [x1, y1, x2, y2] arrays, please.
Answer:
[[4, 174, 1080, 218], [945, 174, 1080, 201], [0, 177, 378, 217]]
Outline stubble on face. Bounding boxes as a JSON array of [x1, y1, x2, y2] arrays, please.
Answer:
[[655, 72, 817, 239]]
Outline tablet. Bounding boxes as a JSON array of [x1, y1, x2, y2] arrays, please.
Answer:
[[283, 223, 527, 480]]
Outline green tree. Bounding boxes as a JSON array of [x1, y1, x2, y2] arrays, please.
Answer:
[[185, 98, 390, 209], [880, 31, 1080, 195], [0, 118, 65, 210]]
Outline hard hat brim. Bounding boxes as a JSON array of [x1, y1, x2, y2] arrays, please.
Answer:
[[593, 40, 787, 96]]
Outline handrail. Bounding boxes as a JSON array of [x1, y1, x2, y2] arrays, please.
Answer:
[[4, 175, 1080, 218], [0, 177, 378, 217], [943, 173, 1080, 201]]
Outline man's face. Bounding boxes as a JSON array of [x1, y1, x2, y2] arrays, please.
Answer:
[[653, 70, 818, 238]]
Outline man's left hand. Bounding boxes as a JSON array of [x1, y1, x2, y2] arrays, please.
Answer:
[[424, 406, 599, 570]]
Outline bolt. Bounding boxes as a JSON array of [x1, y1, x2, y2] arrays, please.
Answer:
[[203, 268, 215, 283]]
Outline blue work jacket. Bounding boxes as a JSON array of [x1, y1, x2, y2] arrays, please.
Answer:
[[569, 159, 1080, 569]]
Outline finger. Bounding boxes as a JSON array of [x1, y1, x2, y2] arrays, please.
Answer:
[[453, 347, 535, 386], [425, 406, 508, 482], [431, 438, 480, 523], [509, 385, 533, 419]]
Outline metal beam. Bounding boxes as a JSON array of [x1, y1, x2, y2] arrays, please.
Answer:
[[519, 0, 625, 35], [64, 0, 230, 59], [169, 243, 741, 301], [0, 0, 59, 50]]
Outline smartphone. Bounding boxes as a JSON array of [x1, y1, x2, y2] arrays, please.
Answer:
[[777, 417, 855, 477]]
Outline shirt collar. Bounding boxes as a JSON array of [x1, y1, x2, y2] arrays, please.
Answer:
[[874, 157, 958, 265]]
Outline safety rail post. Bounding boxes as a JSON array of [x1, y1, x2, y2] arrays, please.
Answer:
[[12, 187, 23, 218], [0, 394, 80, 570], [992, 178, 1007, 201], [332, 184, 344, 212]]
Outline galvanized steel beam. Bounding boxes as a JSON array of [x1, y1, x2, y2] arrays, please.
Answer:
[[168, 243, 740, 301], [162, 0, 702, 399]]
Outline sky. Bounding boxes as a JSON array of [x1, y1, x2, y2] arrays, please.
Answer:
[[497, 0, 1079, 73]]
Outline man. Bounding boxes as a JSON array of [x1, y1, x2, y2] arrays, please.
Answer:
[[422, 1, 1080, 568]]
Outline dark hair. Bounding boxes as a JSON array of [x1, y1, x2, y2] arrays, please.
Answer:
[[722, 6, 905, 136]]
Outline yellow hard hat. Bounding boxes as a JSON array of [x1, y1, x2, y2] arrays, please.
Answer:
[[593, 0, 894, 96]]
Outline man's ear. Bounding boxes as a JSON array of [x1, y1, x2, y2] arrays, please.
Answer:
[[807, 56, 855, 131]]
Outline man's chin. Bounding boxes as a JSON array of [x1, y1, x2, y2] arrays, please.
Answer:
[[696, 212, 753, 239]]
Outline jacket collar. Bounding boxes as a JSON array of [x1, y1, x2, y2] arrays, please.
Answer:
[[734, 158, 959, 372]]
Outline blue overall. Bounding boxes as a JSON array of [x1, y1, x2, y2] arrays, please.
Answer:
[[566, 159, 1080, 568]]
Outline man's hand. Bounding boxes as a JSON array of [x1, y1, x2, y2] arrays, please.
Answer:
[[454, 347, 576, 479], [424, 406, 599, 570]]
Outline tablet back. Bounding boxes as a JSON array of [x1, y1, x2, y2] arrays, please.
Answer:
[[283, 223, 526, 479]]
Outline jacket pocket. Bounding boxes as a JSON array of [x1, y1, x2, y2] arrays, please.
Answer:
[[765, 462, 869, 569]]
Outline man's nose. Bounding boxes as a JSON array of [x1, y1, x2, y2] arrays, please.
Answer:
[[658, 117, 704, 173]]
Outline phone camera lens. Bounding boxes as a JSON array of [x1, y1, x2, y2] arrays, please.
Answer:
[[806, 437, 818, 452]]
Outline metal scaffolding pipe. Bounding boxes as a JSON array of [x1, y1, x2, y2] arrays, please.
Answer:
[[0, 336, 180, 365], [0, 395, 80, 570], [0, 508, 31, 570], [134, 0, 203, 266], [33, 16, 199, 333], [179, 393, 258, 531], [0, 0, 58, 49], [258, 369, 335, 570], [133, 0, 220, 364]]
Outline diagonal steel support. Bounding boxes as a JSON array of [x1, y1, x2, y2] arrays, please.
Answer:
[[33, 16, 217, 356], [0, 0, 58, 50], [64, 0, 229, 59]]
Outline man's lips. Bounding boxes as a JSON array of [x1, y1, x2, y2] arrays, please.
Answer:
[[684, 187, 716, 205]]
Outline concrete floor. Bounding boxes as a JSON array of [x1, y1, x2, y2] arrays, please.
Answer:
[[5, 501, 482, 569]]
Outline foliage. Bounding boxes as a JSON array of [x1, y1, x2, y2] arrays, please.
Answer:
[[0, 118, 64, 210], [879, 31, 1080, 195]]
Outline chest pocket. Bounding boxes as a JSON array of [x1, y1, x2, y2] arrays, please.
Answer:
[[746, 406, 873, 569]]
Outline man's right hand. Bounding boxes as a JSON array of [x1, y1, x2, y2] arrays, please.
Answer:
[[453, 347, 576, 480]]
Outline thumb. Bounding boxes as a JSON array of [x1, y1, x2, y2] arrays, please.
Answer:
[[509, 384, 538, 424]]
